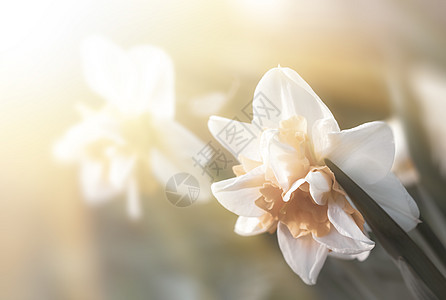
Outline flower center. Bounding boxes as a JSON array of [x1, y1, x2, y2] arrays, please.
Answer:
[[84, 110, 161, 192], [278, 115, 318, 167], [234, 115, 365, 238]]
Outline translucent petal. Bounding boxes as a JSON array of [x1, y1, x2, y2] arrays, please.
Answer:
[[326, 121, 395, 185], [208, 115, 261, 161], [313, 226, 374, 255], [360, 173, 420, 232], [82, 36, 174, 117], [253, 67, 338, 135], [277, 222, 328, 285], [211, 167, 266, 217], [327, 199, 375, 244]]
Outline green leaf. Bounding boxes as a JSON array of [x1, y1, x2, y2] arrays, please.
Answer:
[[325, 159, 446, 300]]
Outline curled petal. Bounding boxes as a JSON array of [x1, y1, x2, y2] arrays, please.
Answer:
[[326, 121, 395, 185], [234, 216, 269, 236], [360, 173, 420, 232], [283, 178, 307, 202], [253, 67, 338, 135], [211, 167, 266, 217], [277, 223, 328, 285]]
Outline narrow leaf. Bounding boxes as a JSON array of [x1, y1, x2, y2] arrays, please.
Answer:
[[325, 159, 446, 299]]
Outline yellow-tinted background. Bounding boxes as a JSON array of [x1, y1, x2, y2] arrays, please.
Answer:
[[1, 0, 445, 299]]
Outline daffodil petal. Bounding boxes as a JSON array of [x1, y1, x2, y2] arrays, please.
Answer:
[[360, 173, 420, 232], [234, 216, 268, 236], [108, 154, 136, 188], [211, 167, 266, 217], [327, 199, 374, 244], [127, 46, 175, 118], [126, 177, 142, 220], [253, 67, 338, 134], [283, 178, 307, 202], [208, 115, 261, 161], [53, 112, 123, 162], [313, 226, 374, 255], [277, 222, 328, 285], [82, 37, 134, 111], [326, 121, 395, 185], [387, 118, 419, 186], [79, 159, 123, 204], [82, 36, 174, 117], [312, 117, 340, 162]]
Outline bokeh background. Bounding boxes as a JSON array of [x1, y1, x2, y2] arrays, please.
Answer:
[[1, 0, 446, 299]]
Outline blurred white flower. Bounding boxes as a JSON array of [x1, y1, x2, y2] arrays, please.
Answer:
[[387, 118, 419, 186], [54, 37, 211, 219], [208, 67, 420, 285], [411, 64, 446, 178]]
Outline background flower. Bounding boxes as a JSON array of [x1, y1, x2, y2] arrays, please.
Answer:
[[410, 64, 446, 179], [54, 37, 212, 219]]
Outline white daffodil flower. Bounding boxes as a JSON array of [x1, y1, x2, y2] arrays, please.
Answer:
[[54, 37, 211, 219], [208, 67, 420, 285]]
